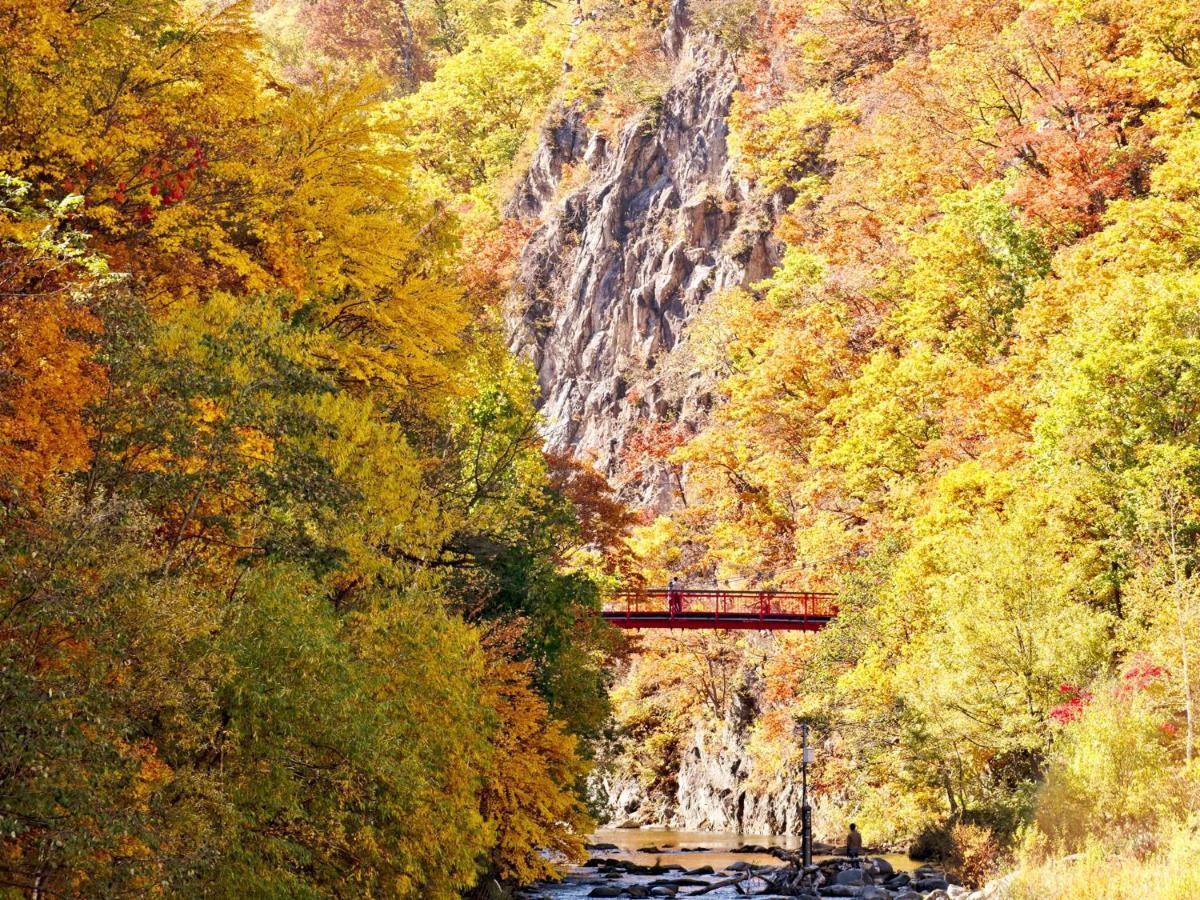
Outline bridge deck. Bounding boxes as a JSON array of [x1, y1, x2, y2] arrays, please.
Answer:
[[602, 588, 837, 631]]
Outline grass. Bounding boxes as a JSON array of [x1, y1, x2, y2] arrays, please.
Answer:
[[1006, 823, 1200, 899]]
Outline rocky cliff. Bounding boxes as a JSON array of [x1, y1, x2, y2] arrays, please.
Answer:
[[506, 2, 783, 508]]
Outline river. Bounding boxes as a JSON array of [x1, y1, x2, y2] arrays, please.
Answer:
[[522, 829, 920, 899]]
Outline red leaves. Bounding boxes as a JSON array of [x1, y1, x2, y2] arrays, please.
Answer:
[[1115, 655, 1167, 701], [114, 137, 208, 222], [1004, 115, 1151, 236], [545, 451, 641, 574], [1049, 683, 1093, 724], [622, 421, 688, 465], [459, 217, 532, 305], [1051, 660, 1171, 728]]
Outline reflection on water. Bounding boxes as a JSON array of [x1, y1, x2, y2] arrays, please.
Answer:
[[587, 827, 916, 873], [586, 827, 799, 872]]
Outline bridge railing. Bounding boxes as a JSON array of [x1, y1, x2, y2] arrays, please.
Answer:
[[605, 588, 838, 620]]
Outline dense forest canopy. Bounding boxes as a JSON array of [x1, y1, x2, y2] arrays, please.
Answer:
[[2, 0, 1200, 897], [0, 0, 618, 895], [608, 0, 1200, 887]]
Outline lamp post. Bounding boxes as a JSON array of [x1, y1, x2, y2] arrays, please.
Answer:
[[800, 722, 814, 867]]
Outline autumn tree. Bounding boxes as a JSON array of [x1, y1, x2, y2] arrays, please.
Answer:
[[0, 0, 604, 895]]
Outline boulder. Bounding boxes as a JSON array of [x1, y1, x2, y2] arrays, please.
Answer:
[[820, 886, 864, 898], [685, 865, 714, 876], [739, 875, 777, 896], [964, 871, 1017, 899], [586, 842, 620, 852], [868, 857, 895, 877], [836, 868, 866, 886], [587, 889, 623, 899], [860, 888, 890, 900], [915, 877, 950, 891], [726, 860, 754, 872]]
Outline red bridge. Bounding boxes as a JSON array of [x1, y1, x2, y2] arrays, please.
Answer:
[[602, 588, 838, 631]]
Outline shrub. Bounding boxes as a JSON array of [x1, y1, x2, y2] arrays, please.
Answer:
[[946, 823, 1003, 888], [1036, 674, 1189, 850]]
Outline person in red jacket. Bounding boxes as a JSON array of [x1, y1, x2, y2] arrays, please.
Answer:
[[667, 576, 681, 617]]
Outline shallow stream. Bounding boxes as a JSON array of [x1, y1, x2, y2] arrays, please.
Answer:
[[522, 828, 919, 899]]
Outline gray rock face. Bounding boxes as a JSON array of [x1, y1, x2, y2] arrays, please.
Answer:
[[507, 22, 782, 507], [507, 109, 591, 221], [675, 725, 799, 833], [595, 720, 845, 836]]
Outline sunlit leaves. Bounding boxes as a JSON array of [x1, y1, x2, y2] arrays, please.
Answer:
[[0, 1, 606, 895], [621, 0, 1200, 848]]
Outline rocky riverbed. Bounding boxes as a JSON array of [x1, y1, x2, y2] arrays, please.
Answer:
[[516, 838, 1000, 900]]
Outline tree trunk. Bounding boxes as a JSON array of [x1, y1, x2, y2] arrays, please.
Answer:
[[1169, 507, 1194, 762]]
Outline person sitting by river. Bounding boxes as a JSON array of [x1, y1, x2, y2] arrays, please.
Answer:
[[846, 823, 863, 860]]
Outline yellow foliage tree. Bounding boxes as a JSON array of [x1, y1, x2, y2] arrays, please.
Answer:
[[478, 642, 592, 883]]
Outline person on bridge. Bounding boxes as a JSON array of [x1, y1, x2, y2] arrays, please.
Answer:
[[846, 823, 863, 860], [667, 576, 681, 617]]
